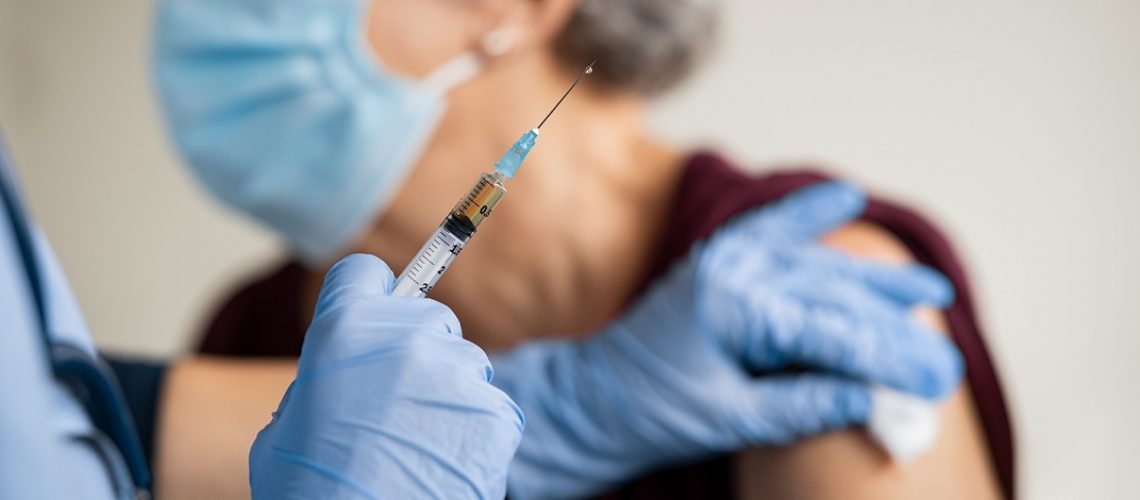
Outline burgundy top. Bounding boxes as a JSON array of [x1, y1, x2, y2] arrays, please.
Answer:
[[200, 152, 1014, 499]]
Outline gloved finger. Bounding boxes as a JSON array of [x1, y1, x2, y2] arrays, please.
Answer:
[[848, 259, 955, 308], [315, 253, 395, 312], [778, 264, 910, 323], [761, 299, 964, 399], [272, 381, 298, 418], [303, 254, 394, 359], [376, 296, 463, 337], [298, 298, 464, 382], [426, 334, 498, 383], [721, 181, 867, 244], [744, 374, 872, 445], [251, 382, 295, 445], [320, 257, 461, 338], [775, 245, 954, 309], [387, 331, 492, 389], [302, 254, 463, 368]]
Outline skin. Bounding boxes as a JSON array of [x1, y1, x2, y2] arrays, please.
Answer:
[[156, 358, 295, 500], [155, 0, 1003, 497]]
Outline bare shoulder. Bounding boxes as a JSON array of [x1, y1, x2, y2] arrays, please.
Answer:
[[820, 221, 912, 263], [732, 222, 1003, 500]]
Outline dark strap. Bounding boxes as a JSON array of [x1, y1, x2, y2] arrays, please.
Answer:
[[104, 356, 168, 467], [52, 344, 154, 493]]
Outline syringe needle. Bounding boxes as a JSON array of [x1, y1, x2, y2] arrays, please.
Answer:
[[536, 61, 596, 130]]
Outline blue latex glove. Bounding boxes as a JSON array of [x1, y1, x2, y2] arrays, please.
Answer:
[[492, 182, 964, 499], [249, 254, 524, 499]]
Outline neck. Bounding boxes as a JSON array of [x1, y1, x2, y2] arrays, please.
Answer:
[[340, 52, 686, 349]]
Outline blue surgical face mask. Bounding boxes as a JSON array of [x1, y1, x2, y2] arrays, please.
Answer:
[[153, 0, 511, 263]]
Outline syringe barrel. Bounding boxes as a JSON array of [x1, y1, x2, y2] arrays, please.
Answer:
[[391, 171, 507, 297], [450, 171, 507, 231], [391, 220, 468, 297]]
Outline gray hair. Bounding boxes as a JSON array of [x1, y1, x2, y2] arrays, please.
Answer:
[[553, 0, 720, 96]]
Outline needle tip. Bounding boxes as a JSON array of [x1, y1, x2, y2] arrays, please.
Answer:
[[536, 60, 599, 129]]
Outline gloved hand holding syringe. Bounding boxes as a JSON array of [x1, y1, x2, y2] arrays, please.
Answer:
[[392, 62, 595, 297]]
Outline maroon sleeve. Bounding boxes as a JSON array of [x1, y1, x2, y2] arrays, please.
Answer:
[[197, 261, 308, 358]]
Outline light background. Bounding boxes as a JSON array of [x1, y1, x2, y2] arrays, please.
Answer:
[[1, 0, 1137, 498]]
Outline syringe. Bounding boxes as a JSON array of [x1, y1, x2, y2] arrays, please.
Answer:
[[392, 63, 595, 297]]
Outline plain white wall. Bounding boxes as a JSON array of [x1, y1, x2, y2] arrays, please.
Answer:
[[0, 0, 282, 357], [0, 0, 13, 123], [1, 0, 1137, 498]]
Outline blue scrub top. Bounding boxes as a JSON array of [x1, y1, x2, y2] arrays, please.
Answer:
[[0, 142, 135, 499]]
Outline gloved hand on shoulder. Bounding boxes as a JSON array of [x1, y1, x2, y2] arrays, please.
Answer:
[[492, 182, 963, 499]]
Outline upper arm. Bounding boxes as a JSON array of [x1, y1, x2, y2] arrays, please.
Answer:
[[733, 222, 1002, 500], [156, 357, 295, 500]]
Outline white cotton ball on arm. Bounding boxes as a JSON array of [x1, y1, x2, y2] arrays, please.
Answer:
[[868, 385, 941, 463]]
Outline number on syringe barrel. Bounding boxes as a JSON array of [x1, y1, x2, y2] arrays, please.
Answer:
[[457, 178, 489, 214], [420, 232, 463, 278]]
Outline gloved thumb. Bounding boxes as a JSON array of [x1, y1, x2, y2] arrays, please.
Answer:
[[315, 253, 395, 313], [744, 374, 873, 444], [301, 254, 399, 375], [747, 376, 942, 463]]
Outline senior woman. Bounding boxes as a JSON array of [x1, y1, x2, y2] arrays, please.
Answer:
[[152, 0, 1012, 498]]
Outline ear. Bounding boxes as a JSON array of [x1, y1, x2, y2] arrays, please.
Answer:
[[471, 0, 579, 51]]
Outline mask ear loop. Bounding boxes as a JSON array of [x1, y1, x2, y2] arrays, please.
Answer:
[[420, 25, 518, 95]]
